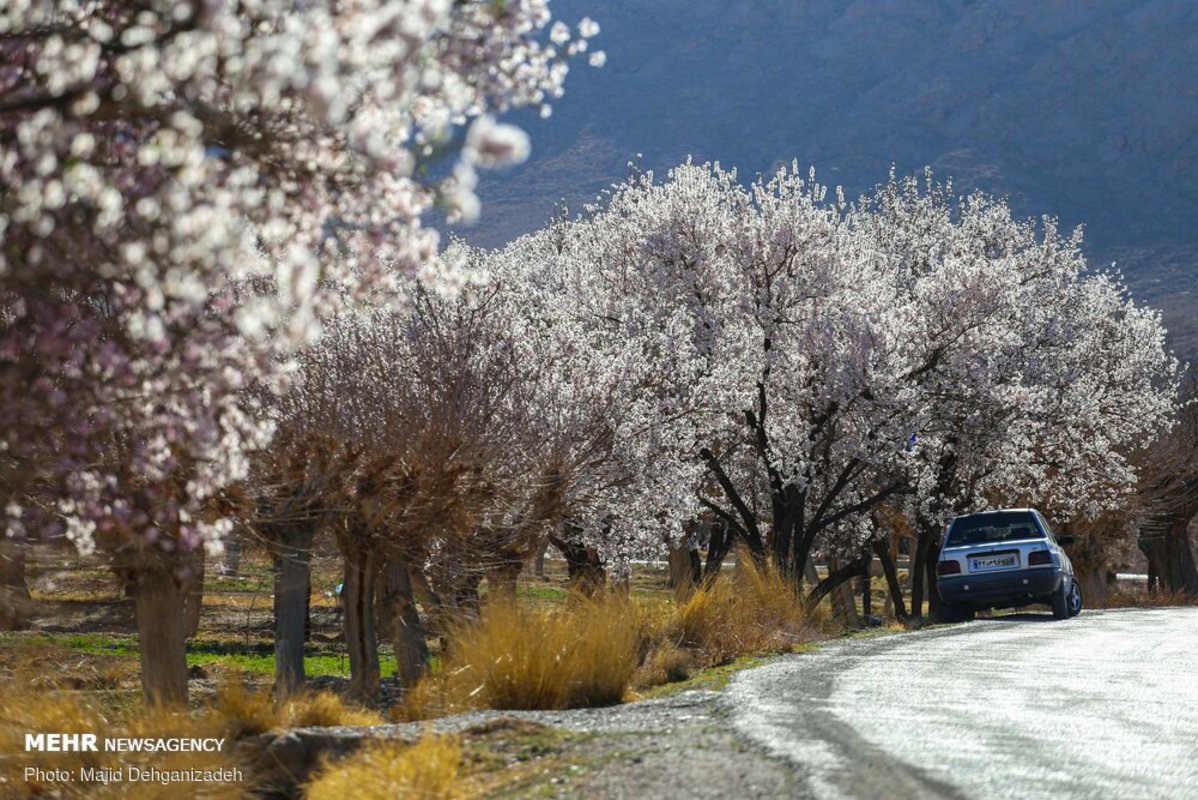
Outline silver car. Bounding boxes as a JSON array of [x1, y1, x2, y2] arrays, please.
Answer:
[[936, 508, 1083, 621]]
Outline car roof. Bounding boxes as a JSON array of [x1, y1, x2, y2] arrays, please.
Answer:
[[952, 508, 1039, 519]]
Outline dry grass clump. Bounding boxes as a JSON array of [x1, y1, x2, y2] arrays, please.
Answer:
[[0, 675, 244, 799], [305, 733, 463, 800], [674, 558, 818, 664], [1, 678, 110, 798], [1106, 584, 1198, 608], [279, 689, 382, 728], [400, 594, 641, 717], [204, 683, 280, 740], [200, 683, 382, 739], [0, 672, 384, 798], [400, 559, 826, 719], [634, 640, 694, 687], [449, 595, 639, 710]]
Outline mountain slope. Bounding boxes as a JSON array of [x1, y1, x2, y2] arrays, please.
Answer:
[[465, 0, 1198, 353]]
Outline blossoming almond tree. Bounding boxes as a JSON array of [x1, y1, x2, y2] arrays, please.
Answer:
[[0, 0, 599, 703], [851, 172, 1177, 616], [492, 162, 917, 592], [490, 162, 1176, 610], [484, 221, 726, 577]]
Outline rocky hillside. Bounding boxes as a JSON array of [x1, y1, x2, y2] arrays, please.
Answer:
[[465, 0, 1198, 355]]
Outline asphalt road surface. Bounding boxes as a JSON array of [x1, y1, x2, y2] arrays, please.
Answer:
[[728, 608, 1198, 800]]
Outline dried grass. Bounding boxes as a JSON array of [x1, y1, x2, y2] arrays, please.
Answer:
[[635, 641, 694, 687], [0, 675, 243, 799], [400, 559, 825, 719], [201, 683, 382, 737], [673, 557, 818, 664], [305, 734, 463, 800], [400, 594, 640, 717], [453, 595, 638, 710], [1106, 584, 1198, 608], [0, 674, 382, 798], [279, 690, 382, 728]]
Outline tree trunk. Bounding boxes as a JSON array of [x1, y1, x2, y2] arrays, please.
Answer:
[[134, 567, 189, 707], [827, 556, 861, 628], [1074, 566, 1109, 609], [274, 529, 313, 698], [452, 572, 483, 611], [703, 521, 733, 581], [343, 550, 380, 704], [871, 538, 908, 621], [825, 560, 845, 619], [922, 533, 942, 616], [409, 567, 456, 656], [533, 536, 551, 577], [771, 505, 794, 580], [304, 571, 312, 643], [487, 559, 522, 603], [379, 557, 428, 691], [667, 541, 699, 598], [860, 554, 872, 619], [806, 553, 870, 619], [222, 531, 243, 577], [1143, 517, 1198, 595], [550, 534, 605, 595], [0, 536, 31, 631], [911, 528, 932, 620], [182, 554, 204, 639]]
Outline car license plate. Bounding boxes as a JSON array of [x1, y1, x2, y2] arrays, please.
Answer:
[[970, 554, 1017, 571]]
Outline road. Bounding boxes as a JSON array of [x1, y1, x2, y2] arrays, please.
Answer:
[[728, 608, 1198, 800]]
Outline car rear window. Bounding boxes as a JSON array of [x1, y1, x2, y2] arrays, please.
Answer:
[[944, 512, 1045, 546]]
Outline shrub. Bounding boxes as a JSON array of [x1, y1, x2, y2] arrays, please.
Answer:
[[674, 557, 816, 664], [405, 594, 640, 714], [635, 641, 694, 687], [305, 734, 463, 800]]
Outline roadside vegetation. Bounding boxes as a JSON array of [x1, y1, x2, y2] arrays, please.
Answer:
[[1, 552, 832, 798], [2, 514, 1191, 798]]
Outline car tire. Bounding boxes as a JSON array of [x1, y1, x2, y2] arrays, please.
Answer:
[[1066, 578, 1083, 617], [1050, 577, 1070, 620]]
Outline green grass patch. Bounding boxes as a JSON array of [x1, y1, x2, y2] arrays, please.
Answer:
[[515, 584, 570, 602], [186, 639, 399, 678], [206, 574, 268, 592], [629, 588, 674, 604], [0, 631, 139, 656], [0, 631, 401, 678], [636, 654, 772, 700]]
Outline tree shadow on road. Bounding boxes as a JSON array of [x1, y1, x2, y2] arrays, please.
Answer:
[[977, 611, 1058, 623]]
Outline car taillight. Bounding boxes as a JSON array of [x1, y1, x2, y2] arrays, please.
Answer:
[[937, 560, 961, 576], [1027, 550, 1052, 566]]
